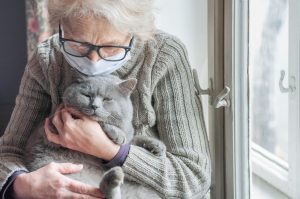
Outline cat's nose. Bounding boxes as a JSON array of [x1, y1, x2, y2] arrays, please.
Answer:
[[91, 104, 99, 110], [91, 98, 101, 110]]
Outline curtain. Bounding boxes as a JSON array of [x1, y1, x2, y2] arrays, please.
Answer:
[[26, 0, 53, 58]]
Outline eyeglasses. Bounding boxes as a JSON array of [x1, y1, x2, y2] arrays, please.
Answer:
[[59, 24, 133, 61]]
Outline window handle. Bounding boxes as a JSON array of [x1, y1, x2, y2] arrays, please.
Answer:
[[213, 86, 231, 108], [192, 69, 212, 96], [192, 69, 230, 108], [279, 70, 296, 93]]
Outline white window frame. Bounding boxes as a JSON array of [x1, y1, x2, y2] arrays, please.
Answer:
[[208, 0, 251, 198], [224, 0, 251, 198], [251, 143, 289, 195], [288, 0, 300, 198], [230, 0, 251, 198], [207, 0, 226, 198]]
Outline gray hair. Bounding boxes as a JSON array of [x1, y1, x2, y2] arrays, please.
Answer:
[[48, 0, 156, 40]]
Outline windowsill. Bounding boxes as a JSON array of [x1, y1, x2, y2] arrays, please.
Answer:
[[252, 174, 291, 199], [251, 143, 290, 198]]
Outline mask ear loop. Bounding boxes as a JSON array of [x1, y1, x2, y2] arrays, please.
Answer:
[[58, 22, 67, 52], [58, 23, 63, 51], [59, 22, 65, 38]]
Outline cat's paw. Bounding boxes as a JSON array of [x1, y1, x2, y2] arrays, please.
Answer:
[[102, 124, 127, 144], [100, 167, 124, 190], [143, 140, 167, 156], [133, 136, 167, 156], [112, 135, 127, 145]]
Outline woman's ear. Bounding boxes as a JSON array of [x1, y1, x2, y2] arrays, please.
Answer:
[[118, 78, 137, 96]]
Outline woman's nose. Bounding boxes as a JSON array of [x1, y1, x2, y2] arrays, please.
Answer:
[[87, 50, 102, 62]]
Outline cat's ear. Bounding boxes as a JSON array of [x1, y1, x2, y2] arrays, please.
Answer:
[[118, 78, 137, 96], [74, 78, 86, 84]]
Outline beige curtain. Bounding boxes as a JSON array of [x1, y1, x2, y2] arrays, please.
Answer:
[[26, 0, 53, 58]]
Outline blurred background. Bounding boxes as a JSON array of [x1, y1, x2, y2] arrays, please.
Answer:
[[0, 1, 27, 134]]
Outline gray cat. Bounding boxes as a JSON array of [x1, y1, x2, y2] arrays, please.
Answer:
[[25, 75, 166, 199]]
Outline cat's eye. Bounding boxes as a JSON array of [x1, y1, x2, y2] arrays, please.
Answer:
[[103, 97, 112, 102], [82, 94, 91, 99]]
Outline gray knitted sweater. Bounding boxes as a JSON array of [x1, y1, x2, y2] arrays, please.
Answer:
[[0, 31, 211, 198]]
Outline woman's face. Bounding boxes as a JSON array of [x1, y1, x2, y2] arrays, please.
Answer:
[[62, 16, 131, 62]]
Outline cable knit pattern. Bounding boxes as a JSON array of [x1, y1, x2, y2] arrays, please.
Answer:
[[0, 31, 211, 199]]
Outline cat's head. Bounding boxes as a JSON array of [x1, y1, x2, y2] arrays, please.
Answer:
[[62, 75, 137, 122]]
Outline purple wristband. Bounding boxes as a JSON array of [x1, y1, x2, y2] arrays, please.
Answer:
[[104, 144, 130, 168], [1, 170, 27, 199]]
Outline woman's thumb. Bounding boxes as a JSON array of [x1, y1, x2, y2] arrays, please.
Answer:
[[55, 163, 83, 174]]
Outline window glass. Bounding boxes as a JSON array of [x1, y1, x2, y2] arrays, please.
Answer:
[[249, 0, 289, 163], [249, 0, 289, 198]]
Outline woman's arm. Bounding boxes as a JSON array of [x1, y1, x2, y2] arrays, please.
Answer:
[[0, 49, 52, 190], [122, 36, 211, 198], [0, 46, 105, 199]]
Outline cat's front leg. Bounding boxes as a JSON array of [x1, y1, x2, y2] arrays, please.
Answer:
[[100, 167, 124, 199], [101, 123, 127, 144], [132, 135, 167, 156]]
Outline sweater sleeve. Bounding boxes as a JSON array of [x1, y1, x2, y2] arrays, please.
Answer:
[[122, 36, 211, 198], [0, 49, 52, 190], [0, 170, 27, 198]]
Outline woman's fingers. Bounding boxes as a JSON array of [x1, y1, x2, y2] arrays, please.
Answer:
[[54, 162, 83, 174], [61, 109, 74, 124], [67, 179, 105, 198], [44, 118, 61, 145], [13, 162, 105, 199], [52, 163, 105, 198], [49, 163, 105, 198], [52, 107, 64, 131]]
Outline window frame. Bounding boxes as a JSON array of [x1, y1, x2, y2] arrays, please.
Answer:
[[224, 0, 251, 198], [208, 0, 251, 198], [288, 0, 300, 198], [251, 143, 290, 195], [207, 0, 226, 198]]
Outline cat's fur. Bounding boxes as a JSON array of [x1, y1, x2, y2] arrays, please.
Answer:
[[25, 75, 166, 199]]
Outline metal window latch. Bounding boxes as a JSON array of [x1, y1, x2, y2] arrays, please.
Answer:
[[192, 69, 212, 96], [192, 69, 230, 109], [213, 86, 231, 108], [279, 70, 296, 93]]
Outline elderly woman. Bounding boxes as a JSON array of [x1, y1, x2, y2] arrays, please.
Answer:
[[0, 0, 211, 198]]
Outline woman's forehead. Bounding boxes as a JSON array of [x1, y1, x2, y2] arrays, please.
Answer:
[[62, 17, 129, 45]]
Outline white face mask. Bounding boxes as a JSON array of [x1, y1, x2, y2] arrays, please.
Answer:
[[60, 44, 131, 76]]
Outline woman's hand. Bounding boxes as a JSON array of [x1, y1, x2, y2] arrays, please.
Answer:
[[44, 106, 120, 161], [13, 162, 105, 199]]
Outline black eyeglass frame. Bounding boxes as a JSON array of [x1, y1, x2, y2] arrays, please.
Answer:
[[58, 24, 133, 61]]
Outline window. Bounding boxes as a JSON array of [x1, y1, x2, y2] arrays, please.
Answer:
[[249, 0, 290, 198], [208, 0, 300, 198], [249, 0, 300, 198]]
